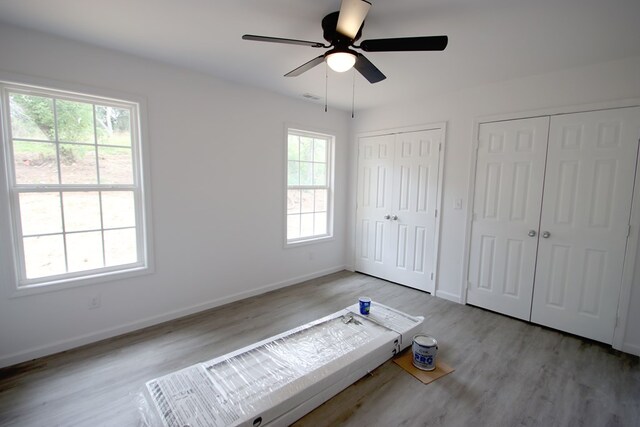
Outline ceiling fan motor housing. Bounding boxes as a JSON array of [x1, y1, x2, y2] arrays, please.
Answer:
[[322, 11, 363, 47]]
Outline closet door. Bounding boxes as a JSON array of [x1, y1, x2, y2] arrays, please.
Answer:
[[388, 130, 441, 292], [531, 107, 640, 343], [355, 135, 396, 281], [467, 117, 550, 320], [355, 129, 442, 293]]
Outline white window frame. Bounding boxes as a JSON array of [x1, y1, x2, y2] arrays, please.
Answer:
[[0, 78, 153, 297], [285, 127, 335, 247]]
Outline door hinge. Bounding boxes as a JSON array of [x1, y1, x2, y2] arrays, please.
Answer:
[[430, 272, 434, 280], [628, 224, 631, 238], [435, 209, 438, 218]]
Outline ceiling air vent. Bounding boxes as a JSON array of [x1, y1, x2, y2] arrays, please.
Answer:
[[302, 93, 322, 101]]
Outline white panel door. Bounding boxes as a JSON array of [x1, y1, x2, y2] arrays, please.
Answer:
[[531, 107, 640, 343], [467, 117, 550, 320], [355, 134, 395, 281], [388, 130, 441, 292], [355, 129, 442, 293]]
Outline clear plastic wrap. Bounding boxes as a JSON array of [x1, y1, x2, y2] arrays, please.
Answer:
[[203, 315, 386, 416], [140, 303, 423, 427]]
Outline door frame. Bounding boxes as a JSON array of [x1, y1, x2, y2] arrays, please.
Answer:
[[352, 122, 447, 294], [462, 98, 640, 352]]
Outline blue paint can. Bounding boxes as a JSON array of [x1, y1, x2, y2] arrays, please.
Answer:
[[412, 334, 438, 371], [358, 297, 371, 315]]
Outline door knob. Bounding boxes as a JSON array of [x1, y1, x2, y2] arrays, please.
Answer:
[[391, 215, 398, 221], [384, 214, 391, 220], [528, 230, 537, 237], [542, 231, 551, 238]]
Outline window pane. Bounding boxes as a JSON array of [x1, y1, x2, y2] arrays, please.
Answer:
[[102, 191, 135, 229], [19, 192, 62, 235], [314, 139, 327, 162], [98, 147, 133, 184], [287, 161, 299, 186], [9, 93, 55, 141], [300, 137, 313, 161], [314, 212, 327, 235], [300, 213, 314, 238], [314, 190, 327, 212], [23, 235, 66, 279], [66, 231, 104, 272], [299, 162, 312, 186], [96, 106, 131, 147], [287, 189, 301, 214], [287, 214, 300, 240], [287, 135, 299, 161], [59, 143, 98, 184], [104, 228, 137, 267], [313, 163, 326, 186], [63, 192, 101, 232], [56, 99, 94, 143], [13, 140, 59, 184], [301, 189, 314, 213]]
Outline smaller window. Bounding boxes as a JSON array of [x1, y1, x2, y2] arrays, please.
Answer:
[[286, 129, 333, 244]]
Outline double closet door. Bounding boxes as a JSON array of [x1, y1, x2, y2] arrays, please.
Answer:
[[355, 129, 442, 293], [468, 107, 640, 344]]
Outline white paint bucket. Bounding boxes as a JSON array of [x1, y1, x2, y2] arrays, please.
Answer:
[[412, 334, 438, 371]]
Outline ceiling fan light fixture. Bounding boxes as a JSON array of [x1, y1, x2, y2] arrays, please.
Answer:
[[326, 51, 357, 72]]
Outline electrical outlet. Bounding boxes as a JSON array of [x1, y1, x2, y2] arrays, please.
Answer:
[[454, 198, 463, 210], [88, 294, 101, 310]]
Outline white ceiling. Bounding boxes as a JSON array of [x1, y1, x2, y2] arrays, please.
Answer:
[[1, 0, 639, 111]]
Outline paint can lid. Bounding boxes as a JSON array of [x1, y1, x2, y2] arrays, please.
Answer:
[[359, 296, 371, 303], [413, 334, 437, 347]]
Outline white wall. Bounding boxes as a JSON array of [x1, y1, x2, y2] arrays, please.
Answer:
[[0, 23, 351, 367], [348, 55, 640, 352]]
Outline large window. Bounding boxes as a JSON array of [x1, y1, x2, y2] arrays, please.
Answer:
[[286, 128, 333, 244], [0, 82, 149, 291]]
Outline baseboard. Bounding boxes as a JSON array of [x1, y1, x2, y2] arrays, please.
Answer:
[[435, 289, 463, 303], [0, 265, 347, 369], [621, 342, 640, 357]]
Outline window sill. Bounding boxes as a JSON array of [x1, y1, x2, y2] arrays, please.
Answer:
[[285, 235, 334, 248], [9, 265, 153, 298]]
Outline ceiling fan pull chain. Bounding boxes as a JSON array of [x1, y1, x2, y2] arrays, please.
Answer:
[[351, 68, 356, 118], [325, 62, 329, 112]]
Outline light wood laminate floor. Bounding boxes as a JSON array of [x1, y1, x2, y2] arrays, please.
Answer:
[[1, 271, 638, 426]]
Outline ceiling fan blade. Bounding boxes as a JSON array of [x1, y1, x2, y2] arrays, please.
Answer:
[[284, 55, 326, 77], [336, 0, 371, 39], [360, 35, 448, 52], [354, 53, 386, 84], [242, 34, 326, 48]]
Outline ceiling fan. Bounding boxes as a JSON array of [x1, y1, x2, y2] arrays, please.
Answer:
[[242, 0, 448, 84]]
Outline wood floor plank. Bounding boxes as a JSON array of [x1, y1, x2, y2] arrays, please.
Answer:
[[0, 271, 638, 426]]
